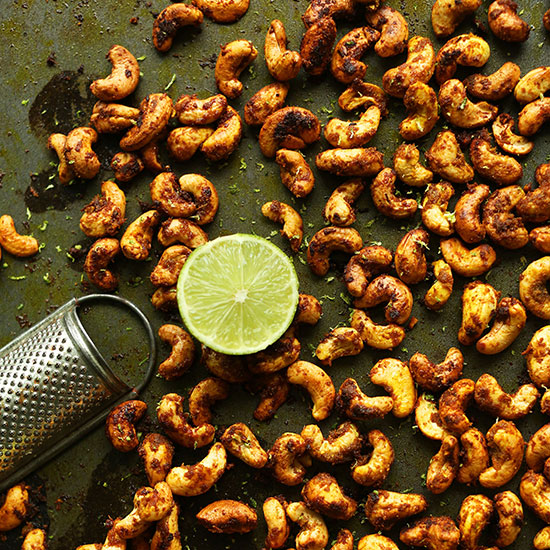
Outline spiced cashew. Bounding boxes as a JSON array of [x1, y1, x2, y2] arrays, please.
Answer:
[[286, 501, 329, 550], [370, 167, 418, 219], [166, 127, 214, 162], [157, 325, 194, 380], [263, 496, 289, 549], [244, 82, 289, 127], [64, 127, 100, 179], [196, 500, 257, 534], [150, 245, 191, 287], [307, 226, 362, 276], [220, 423, 268, 468], [493, 491, 523, 547], [471, 134, 523, 187], [323, 179, 365, 226], [0, 215, 39, 257], [301, 473, 357, 520], [344, 245, 392, 297], [138, 433, 175, 486], [425, 130, 474, 184], [80, 181, 126, 238], [152, 3, 203, 52], [395, 228, 429, 284], [261, 200, 303, 252], [0, 484, 28, 532], [415, 394, 448, 441], [275, 149, 315, 197], [267, 432, 308, 486], [188, 377, 229, 426], [21, 529, 47, 550], [439, 378, 475, 435], [454, 184, 490, 243], [246, 327, 300, 374], [157, 218, 208, 248], [315, 327, 363, 366], [335, 377, 394, 421], [350, 308, 406, 350], [518, 98, 550, 136], [424, 260, 454, 311], [120, 210, 160, 261], [515, 66, 550, 104], [458, 494, 494, 550], [400, 516, 460, 550], [426, 435, 459, 494], [300, 17, 337, 77], [400, 82, 439, 140], [524, 326, 550, 387], [215, 39, 258, 98], [201, 105, 243, 162], [440, 238, 496, 277], [175, 94, 227, 125], [393, 143, 433, 186], [105, 400, 147, 452], [90, 101, 140, 134], [351, 429, 394, 487], [519, 256, 550, 319], [366, 5, 409, 58], [338, 80, 388, 114], [459, 281, 500, 346], [265, 19, 302, 81], [409, 348, 463, 392], [431, 0, 482, 37], [192, 0, 249, 23], [457, 428, 489, 485], [464, 61, 521, 101], [47, 133, 74, 184], [370, 358, 416, 418], [111, 152, 144, 182], [316, 147, 384, 177], [365, 490, 428, 531], [83, 238, 120, 290], [488, 0, 530, 42], [324, 106, 381, 149]]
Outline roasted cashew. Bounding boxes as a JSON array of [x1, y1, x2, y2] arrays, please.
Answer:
[[324, 106, 381, 149], [425, 260, 454, 311], [409, 348, 463, 392], [331, 529, 353, 550], [351, 429, 394, 487], [302, 0, 356, 27], [157, 217, 208, 248], [526, 424, 550, 473], [47, 133, 74, 184], [262, 200, 303, 252], [517, 168, 550, 223], [476, 297, 527, 355], [188, 377, 229, 426], [479, 420, 524, 488], [138, 433, 174, 486], [535, 527, 550, 550], [335, 377, 394, 420], [317, 147, 385, 177], [322, 179, 365, 227], [400, 82, 439, 140], [300, 17, 337, 76], [440, 238, 496, 277], [101, 525, 123, 550], [157, 393, 215, 448], [370, 167, 418, 219], [275, 149, 315, 197], [192, 0, 249, 22], [357, 534, 399, 550], [90, 101, 140, 134], [248, 372, 288, 421], [330, 26, 379, 83], [524, 326, 550, 386], [492, 112, 533, 156], [464, 61, 520, 102], [90, 45, 139, 101], [152, 3, 203, 52], [157, 324, 194, 380], [244, 82, 289, 126], [0, 215, 38, 257], [459, 281, 500, 346], [201, 105, 243, 162], [263, 496, 289, 550], [111, 152, 143, 182], [457, 428, 489, 485], [439, 378, 475, 435], [434, 34, 491, 85], [120, 210, 160, 261], [105, 400, 146, 452], [454, 184, 490, 244], [531, 227, 550, 253], [471, 134, 523, 187], [220, 423, 268, 468], [382, 36, 436, 98], [307, 226, 362, 276], [344, 245, 392, 297], [201, 346, 249, 383], [286, 501, 329, 550], [140, 137, 166, 173], [393, 143, 433, 186], [151, 286, 178, 312], [80, 180, 126, 238], [315, 327, 363, 366], [395, 228, 429, 284], [431, 0, 482, 37], [365, 490, 428, 531], [166, 126, 214, 162], [515, 66, 550, 104], [488, 0, 530, 41], [521, 470, 550, 523], [21, 529, 47, 550], [458, 494, 493, 550], [83, 237, 120, 290], [166, 442, 226, 496], [338, 80, 388, 114], [370, 358, 416, 418], [64, 126, 100, 179], [196, 500, 257, 534], [493, 491, 523, 547], [354, 274, 413, 325], [519, 256, 550, 319], [366, 5, 408, 57], [518, 97, 550, 136], [172, 174, 218, 225], [246, 327, 300, 374], [294, 294, 322, 326], [267, 432, 308, 486], [350, 308, 406, 350], [302, 473, 357, 520], [175, 93, 227, 125], [427, 434, 459, 494], [150, 245, 190, 288], [287, 360, 335, 420], [265, 19, 302, 82], [400, 516, 460, 550], [438, 79, 498, 129], [415, 394, 448, 441], [425, 130, 474, 184], [215, 39, 257, 99], [0, 484, 28, 532], [301, 421, 361, 464], [151, 501, 180, 550]]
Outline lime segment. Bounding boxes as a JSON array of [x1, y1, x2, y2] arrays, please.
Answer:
[[177, 234, 299, 355]]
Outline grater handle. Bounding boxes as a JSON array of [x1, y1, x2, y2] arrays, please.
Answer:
[[75, 293, 157, 395]]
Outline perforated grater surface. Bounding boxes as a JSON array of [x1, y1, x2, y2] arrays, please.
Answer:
[[0, 294, 156, 491]]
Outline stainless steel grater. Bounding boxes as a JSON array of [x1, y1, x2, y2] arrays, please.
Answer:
[[0, 294, 156, 491]]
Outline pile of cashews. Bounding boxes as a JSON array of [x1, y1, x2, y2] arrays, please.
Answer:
[[3, 0, 550, 548]]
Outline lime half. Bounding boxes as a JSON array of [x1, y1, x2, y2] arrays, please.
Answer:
[[177, 234, 299, 355]]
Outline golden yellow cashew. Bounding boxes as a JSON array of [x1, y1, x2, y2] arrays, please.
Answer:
[[167, 126, 214, 162], [302, 0, 355, 26], [492, 112, 533, 156], [366, 5, 408, 57], [338, 80, 388, 114], [21, 528, 47, 550], [521, 470, 550, 523], [111, 152, 143, 182], [415, 394, 448, 441], [454, 184, 490, 244], [47, 133, 75, 184], [531, 227, 550, 254], [524, 326, 550, 387], [275, 149, 315, 197], [518, 97, 550, 136], [464, 60, 520, 101], [458, 494, 493, 550], [300, 421, 361, 464], [307, 226, 362, 276], [324, 105, 381, 148], [178, 173, 219, 225], [409, 348, 463, 392], [140, 138, 166, 173], [249, 372, 288, 421], [440, 238, 496, 277], [365, 490, 428, 531], [393, 143, 433, 186], [151, 502, 180, 550], [244, 82, 289, 126], [192, 0, 249, 22], [399, 82, 439, 140], [80, 180, 126, 238], [188, 377, 229, 426], [64, 126, 100, 179], [344, 245, 392, 297], [152, 3, 203, 52], [370, 167, 418, 219], [431, 0, 482, 37], [90, 45, 139, 101], [323, 179, 365, 227], [263, 496, 289, 549], [151, 286, 178, 312], [175, 93, 227, 125], [150, 245, 191, 287], [424, 260, 453, 311], [519, 256, 550, 319], [120, 210, 160, 261], [350, 309, 406, 350], [459, 281, 500, 346], [300, 17, 337, 76], [0, 483, 28, 532], [425, 130, 474, 184], [516, 165, 550, 222], [286, 501, 329, 550], [316, 147, 385, 177], [370, 358, 416, 418], [246, 326, 300, 374], [215, 39, 258, 99], [267, 432, 308, 486], [220, 423, 268, 468], [264, 19, 302, 82], [400, 516, 460, 550], [358, 534, 399, 550], [201, 106, 243, 162], [157, 218, 208, 248], [426, 434, 459, 494], [201, 345, 249, 383], [0, 214, 39, 257], [351, 429, 394, 487], [457, 428, 489, 485], [90, 101, 140, 134], [138, 433, 174, 486], [493, 490, 523, 547], [535, 527, 550, 550], [261, 200, 304, 252], [302, 473, 357, 520], [335, 377, 394, 421], [315, 327, 363, 366], [105, 399, 147, 452], [526, 423, 550, 471], [439, 378, 475, 435], [83, 237, 120, 290], [157, 324, 194, 380], [395, 228, 429, 284], [488, 0, 530, 42], [196, 500, 257, 534], [515, 66, 550, 104], [471, 136, 523, 187], [331, 529, 353, 550]]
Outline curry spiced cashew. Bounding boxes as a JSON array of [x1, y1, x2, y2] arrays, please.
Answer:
[[399, 516, 461, 550], [166, 442, 227, 497], [370, 167, 418, 219], [301, 421, 362, 464], [488, 0, 530, 42], [457, 428, 489, 485], [464, 61, 521, 101], [287, 360, 335, 421], [167, 127, 214, 162], [330, 26, 380, 84], [515, 66, 550, 104], [105, 400, 147, 452], [307, 226, 362, 276], [454, 184, 491, 243], [192, 0, 249, 23], [409, 348, 464, 392], [151, 286, 178, 312], [267, 432, 308, 486], [263, 496, 290, 549], [175, 93, 227, 125], [138, 433, 175, 486], [220, 423, 268, 468], [426, 434, 460, 494], [215, 39, 258, 99], [64, 126, 101, 179], [440, 238, 497, 277], [201, 346, 250, 383], [415, 394, 448, 441], [518, 98, 550, 136], [519, 256, 550, 319], [0, 215, 39, 257], [323, 179, 365, 227], [335, 377, 394, 421], [434, 34, 491, 85], [21, 529, 47, 550], [294, 294, 323, 326], [157, 218, 208, 248], [246, 327, 300, 374], [317, 147, 385, 177], [516, 169, 550, 223], [244, 82, 289, 127], [393, 143, 433, 186], [315, 327, 363, 366], [324, 106, 381, 149], [150, 245, 191, 287], [265, 19, 302, 82], [157, 393, 215, 448], [150, 172, 195, 218], [90, 45, 140, 101], [196, 500, 257, 534], [0, 483, 28, 532], [399, 82, 439, 141], [261, 200, 303, 252], [152, 3, 203, 52], [458, 494, 494, 550], [111, 152, 144, 183], [357, 534, 399, 550], [471, 134, 523, 187], [524, 326, 550, 388], [520, 470, 550, 524], [120, 210, 160, 261], [248, 372, 289, 421], [300, 16, 337, 77], [302, 473, 357, 521], [84, 238, 120, 290], [90, 101, 140, 134], [530, 227, 550, 254], [425, 130, 474, 185], [344, 244, 392, 297], [370, 358, 416, 418], [330, 529, 354, 550], [188, 377, 230, 426], [424, 260, 454, 311], [286, 501, 329, 550], [47, 133, 75, 184], [80, 181, 126, 238], [382, 36, 436, 98], [395, 228, 429, 284], [174, 174, 219, 225], [350, 309, 406, 350], [302, 0, 356, 27], [439, 378, 475, 435], [140, 137, 167, 173], [151, 502, 180, 550], [365, 490, 428, 531], [493, 491, 523, 547], [492, 113, 534, 156], [157, 325, 195, 380], [366, 5, 408, 58], [275, 149, 315, 197], [526, 424, 550, 472], [476, 297, 527, 355], [200, 105, 243, 162], [338, 80, 389, 114], [351, 429, 395, 487], [431, 0, 482, 37], [535, 527, 550, 550], [459, 281, 500, 346]]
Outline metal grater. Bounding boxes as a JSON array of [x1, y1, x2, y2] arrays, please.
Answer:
[[0, 294, 156, 491]]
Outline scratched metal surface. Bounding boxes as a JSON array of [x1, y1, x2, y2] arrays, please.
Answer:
[[1, 0, 550, 548]]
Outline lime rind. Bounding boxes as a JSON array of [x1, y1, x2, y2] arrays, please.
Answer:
[[177, 234, 299, 355]]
